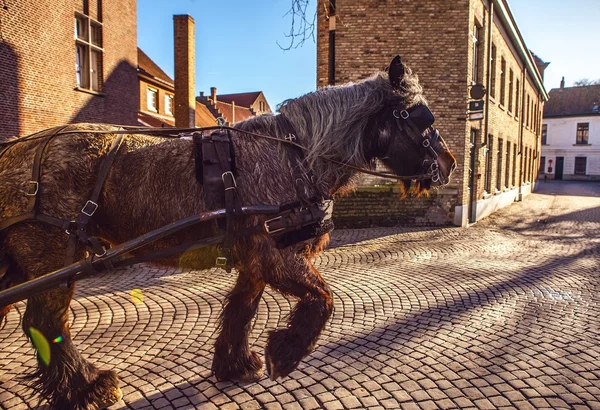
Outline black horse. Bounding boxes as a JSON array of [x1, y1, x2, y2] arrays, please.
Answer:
[[0, 56, 456, 409]]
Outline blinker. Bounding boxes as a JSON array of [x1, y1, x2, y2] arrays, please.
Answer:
[[404, 104, 435, 134]]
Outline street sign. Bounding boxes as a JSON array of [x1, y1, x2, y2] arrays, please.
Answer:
[[469, 112, 484, 121], [470, 84, 486, 99], [469, 100, 484, 112]]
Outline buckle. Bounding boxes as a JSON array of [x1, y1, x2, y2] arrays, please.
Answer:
[[400, 110, 410, 120], [81, 200, 98, 217], [215, 256, 227, 267], [26, 181, 39, 196], [65, 220, 77, 236], [422, 139, 431, 148], [222, 171, 237, 191], [264, 216, 285, 234], [284, 133, 296, 142]]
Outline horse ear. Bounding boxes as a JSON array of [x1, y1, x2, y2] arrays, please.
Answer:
[[388, 55, 405, 89]]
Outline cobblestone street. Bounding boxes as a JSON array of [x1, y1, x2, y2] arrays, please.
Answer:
[[1, 181, 599, 410]]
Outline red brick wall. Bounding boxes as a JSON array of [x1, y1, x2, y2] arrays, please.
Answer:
[[173, 15, 196, 128], [333, 186, 458, 228], [0, 0, 138, 139], [317, 0, 472, 208], [317, 0, 545, 225]]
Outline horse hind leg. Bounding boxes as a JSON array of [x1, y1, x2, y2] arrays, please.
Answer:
[[212, 270, 266, 382], [6, 226, 122, 409], [264, 254, 334, 380]]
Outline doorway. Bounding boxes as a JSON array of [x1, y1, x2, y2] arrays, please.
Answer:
[[468, 130, 477, 223], [555, 157, 564, 180]]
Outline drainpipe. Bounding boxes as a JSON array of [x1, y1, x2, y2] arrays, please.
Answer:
[[474, 0, 494, 222], [519, 66, 526, 199], [483, 1, 493, 149], [328, 0, 336, 85]]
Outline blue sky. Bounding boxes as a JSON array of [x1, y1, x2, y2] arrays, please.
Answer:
[[137, 0, 599, 110]]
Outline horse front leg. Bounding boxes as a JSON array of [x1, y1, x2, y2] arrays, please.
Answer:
[[6, 225, 122, 409], [23, 287, 122, 409], [212, 271, 266, 382], [264, 254, 334, 380]]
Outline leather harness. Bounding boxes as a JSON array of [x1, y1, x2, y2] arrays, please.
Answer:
[[0, 103, 439, 277], [0, 125, 334, 275]]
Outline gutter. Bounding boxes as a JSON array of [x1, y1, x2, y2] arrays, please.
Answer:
[[493, 0, 548, 101]]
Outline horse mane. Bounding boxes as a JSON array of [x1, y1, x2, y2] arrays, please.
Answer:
[[234, 66, 426, 192]]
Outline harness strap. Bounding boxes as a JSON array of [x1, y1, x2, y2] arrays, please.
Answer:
[[0, 126, 70, 232], [65, 135, 124, 266], [278, 115, 319, 205], [26, 136, 52, 214], [212, 130, 237, 273]]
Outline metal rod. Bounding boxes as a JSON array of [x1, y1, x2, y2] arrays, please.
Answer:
[[0, 205, 279, 306]]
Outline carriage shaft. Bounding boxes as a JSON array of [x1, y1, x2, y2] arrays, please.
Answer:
[[0, 205, 279, 306]]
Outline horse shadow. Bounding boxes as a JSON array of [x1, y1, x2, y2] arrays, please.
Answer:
[[113, 237, 599, 409]]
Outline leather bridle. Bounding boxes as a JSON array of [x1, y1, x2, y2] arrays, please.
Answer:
[[392, 104, 445, 184]]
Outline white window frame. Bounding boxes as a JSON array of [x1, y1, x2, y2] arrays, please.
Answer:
[[165, 94, 173, 115], [147, 87, 158, 112]]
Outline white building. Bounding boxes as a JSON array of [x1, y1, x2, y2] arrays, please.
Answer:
[[541, 82, 600, 181]]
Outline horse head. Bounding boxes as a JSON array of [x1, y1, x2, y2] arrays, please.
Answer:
[[370, 55, 457, 194]]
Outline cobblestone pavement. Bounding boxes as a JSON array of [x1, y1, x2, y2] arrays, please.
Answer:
[[1, 181, 599, 410]]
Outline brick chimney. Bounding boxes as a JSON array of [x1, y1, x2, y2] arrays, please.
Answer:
[[174, 15, 195, 127], [560, 76, 565, 89], [210, 87, 217, 104]]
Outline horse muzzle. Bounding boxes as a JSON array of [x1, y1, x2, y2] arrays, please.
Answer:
[[422, 128, 456, 186]]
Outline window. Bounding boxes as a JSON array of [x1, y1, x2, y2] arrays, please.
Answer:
[[524, 148, 529, 182], [505, 141, 511, 187], [542, 124, 547, 144], [540, 156, 545, 174], [496, 138, 503, 191], [165, 95, 173, 115], [472, 24, 482, 84], [526, 95, 530, 128], [500, 58, 506, 106], [259, 101, 265, 112], [512, 145, 517, 186], [508, 69, 514, 112], [484, 136, 493, 193], [515, 79, 520, 118], [490, 44, 497, 98], [75, 13, 102, 91], [147, 87, 157, 111], [574, 157, 587, 175], [576, 123, 589, 144]]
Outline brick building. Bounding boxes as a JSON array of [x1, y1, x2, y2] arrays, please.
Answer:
[[317, 0, 548, 226], [0, 0, 139, 139], [541, 81, 600, 181], [138, 53, 270, 128], [139, 16, 271, 128], [138, 48, 176, 128]]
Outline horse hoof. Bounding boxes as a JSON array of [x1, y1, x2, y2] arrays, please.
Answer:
[[98, 387, 123, 409], [265, 353, 279, 381], [235, 367, 264, 383], [212, 350, 264, 382], [265, 329, 306, 381]]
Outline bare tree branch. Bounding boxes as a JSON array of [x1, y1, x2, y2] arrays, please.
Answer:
[[277, 0, 317, 50], [573, 78, 600, 86]]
